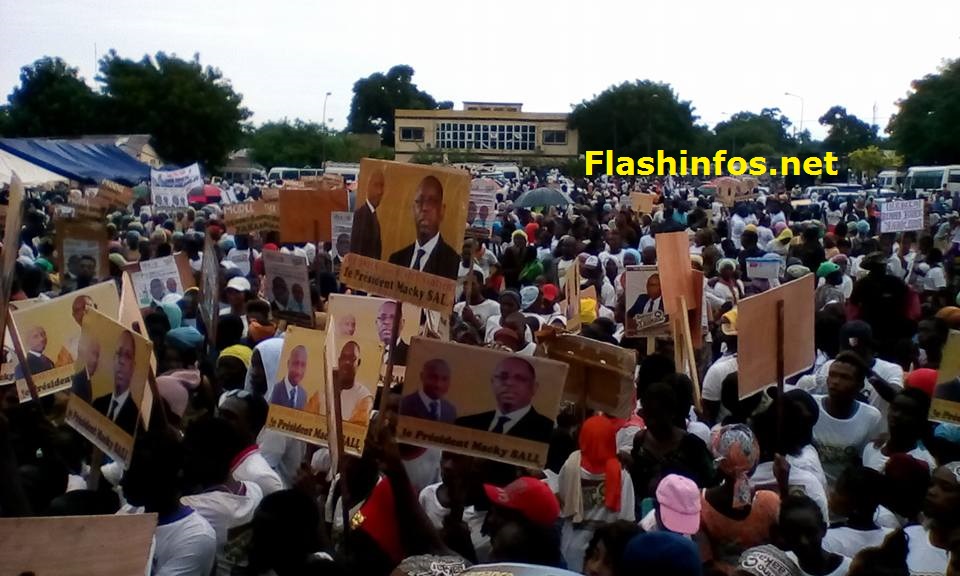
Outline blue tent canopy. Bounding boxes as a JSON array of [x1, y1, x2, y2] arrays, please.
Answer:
[[0, 138, 152, 186]]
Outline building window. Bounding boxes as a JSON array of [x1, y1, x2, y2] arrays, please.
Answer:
[[435, 122, 536, 151], [543, 130, 567, 145], [399, 127, 424, 142]]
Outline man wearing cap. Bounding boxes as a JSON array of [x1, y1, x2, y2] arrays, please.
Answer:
[[388, 175, 460, 280], [580, 255, 616, 309], [455, 356, 553, 443], [814, 261, 845, 311], [640, 474, 701, 536], [481, 477, 563, 567]]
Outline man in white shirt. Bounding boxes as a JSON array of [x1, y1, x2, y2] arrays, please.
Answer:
[[218, 391, 284, 495]]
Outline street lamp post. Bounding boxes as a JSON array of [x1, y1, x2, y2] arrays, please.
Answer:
[[785, 92, 804, 141], [322, 92, 332, 168]]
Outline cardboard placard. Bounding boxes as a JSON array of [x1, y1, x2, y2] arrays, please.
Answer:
[[64, 394, 135, 465], [263, 250, 314, 325], [396, 337, 568, 468], [536, 332, 635, 419], [349, 158, 470, 282], [118, 271, 156, 374], [880, 199, 924, 233], [56, 220, 110, 280], [223, 200, 280, 234], [340, 253, 456, 314], [97, 179, 134, 210], [563, 259, 581, 332], [745, 256, 781, 281], [264, 326, 331, 446], [466, 177, 499, 238], [0, 174, 25, 347], [929, 330, 960, 425], [151, 163, 203, 208], [67, 195, 110, 221], [10, 282, 120, 401], [200, 236, 220, 344], [1, 299, 42, 387], [655, 231, 695, 318], [629, 192, 657, 214], [331, 211, 354, 260], [736, 275, 815, 398], [123, 253, 196, 314], [715, 177, 757, 207], [624, 265, 668, 337], [278, 180, 348, 243], [0, 204, 6, 235], [0, 513, 157, 576]]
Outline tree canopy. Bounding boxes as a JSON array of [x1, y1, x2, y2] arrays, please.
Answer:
[[887, 58, 960, 165], [569, 80, 702, 158], [2, 57, 105, 137], [848, 145, 903, 180], [245, 120, 391, 168], [712, 108, 794, 156], [347, 65, 452, 146], [818, 105, 877, 159]]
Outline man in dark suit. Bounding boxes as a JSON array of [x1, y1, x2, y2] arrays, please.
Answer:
[[388, 175, 460, 280], [14, 326, 55, 380], [627, 273, 664, 317], [350, 167, 384, 259], [455, 356, 554, 443], [71, 334, 100, 403], [400, 358, 457, 422], [269, 345, 308, 410], [376, 301, 409, 367], [92, 330, 139, 434]]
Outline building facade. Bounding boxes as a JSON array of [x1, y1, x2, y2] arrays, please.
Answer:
[[394, 102, 578, 164]]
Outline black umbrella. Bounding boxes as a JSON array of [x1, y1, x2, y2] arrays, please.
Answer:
[[514, 187, 571, 208]]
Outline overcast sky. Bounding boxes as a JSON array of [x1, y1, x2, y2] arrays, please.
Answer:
[[3, 0, 958, 139]]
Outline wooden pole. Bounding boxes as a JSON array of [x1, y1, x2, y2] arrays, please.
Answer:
[[775, 299, 786, 452], [6, 308, 40, 405], [330, 366, 352, 540]]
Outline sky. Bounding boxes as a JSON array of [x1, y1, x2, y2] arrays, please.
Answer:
[[2, 0, 959, 140]]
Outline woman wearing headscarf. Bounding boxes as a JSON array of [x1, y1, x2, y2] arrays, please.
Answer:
[[707, 259, 745, 309], [557, 414, 636, 572], [217, 344, 253, 391], [700, 424, 780, 574]]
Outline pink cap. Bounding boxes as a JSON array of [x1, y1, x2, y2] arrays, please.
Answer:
[[655, 474, 701, 535]]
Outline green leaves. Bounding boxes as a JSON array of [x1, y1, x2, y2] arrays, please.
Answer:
[[887, 58, 960, 165]]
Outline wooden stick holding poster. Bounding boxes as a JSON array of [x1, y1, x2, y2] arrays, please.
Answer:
[[736, 275, 815, 399], [0, 174, 25, 353], [0, 513, 158, 576], [671, 295, 701, 411], [200, 235, 220, 347], [655, 231, 695, 319], [929, 330, 960, 425]]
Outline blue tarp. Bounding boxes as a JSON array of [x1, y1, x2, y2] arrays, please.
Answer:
[[0, 138, 152, 186]]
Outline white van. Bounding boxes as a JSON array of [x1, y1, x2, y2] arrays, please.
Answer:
[[266, 167, 321, 182], [904, 165, 960, 197], [323, 162, 360, 183], [876, 170, 904, 191]]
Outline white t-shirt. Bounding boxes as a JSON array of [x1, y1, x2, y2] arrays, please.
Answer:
[[812, 395, 882, 487], [454, 299, 501, 329], [862, 442, 937, 474], [257, 429, 305, 488], [905, 524, 948, 576], [152, 508, 217, 576], [804, 359, 903, 434], [823, 526, 893, 559], [419, 482, 491, 563], [788, 445, 829, 492], [750, 461, 829, 521], [924, 266, 947, 292], [790, 554, 851, 576], [559, 466, 636, 572], [702, 354, 739, 403], [232, 448, 284, 496], [181, 482, 263, 576]]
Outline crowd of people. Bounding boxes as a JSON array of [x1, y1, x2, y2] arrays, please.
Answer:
[[2, 168, 960, 576]]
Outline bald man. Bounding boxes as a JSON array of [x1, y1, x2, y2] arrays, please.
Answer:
[[93, 330, 139, 433], [399, 358, 457, 423], [14, 326, 55, 379], [388, 175, 460, 280], [270, 345, 308, 410]]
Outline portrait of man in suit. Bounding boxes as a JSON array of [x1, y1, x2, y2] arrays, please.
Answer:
[[377, 301, 408, 368], [400, 358, 457, 423], [388, 175, 460, 280], [92, 330, 139, 434], [271, 276, 291, 311], [289, 283, 308, 314], [350, 167, 384, 259], [270, 345, 308, 410], [71, 333, 99, 403], [454, 356, 554, 443], [59, 294, 96, 366], [14, 326, 55, 380], [149, 278, 166, 307], [627, 273, 664, 317]]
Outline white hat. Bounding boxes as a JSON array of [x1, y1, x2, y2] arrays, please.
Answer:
[[226, 276, 251, 292]]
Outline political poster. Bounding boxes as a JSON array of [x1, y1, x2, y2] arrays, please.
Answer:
[[624, 265, 668, 337], [225, 250, 252, 276], [714, 176, 758, 207], [56, 220, 110, 281], [562, 259, 581, 332], [397, 337, 567, 468], [737, 275, 815, 398], [200, 236, 220, 346], [536, 332, 635, 419], [150, 163, 203, 208], [223, 200, 280, 234], [1, 299, 42, 388], [466, 177, 499, 238], [655, 231, 696, 318], [278, 178, 348, 243], [67, 196, 110, 222], [64, 309, 153, 466], [264, 326, 331, 446], [9, 282, 120, 401], [331, 211, 354, 260], [96, 180, 134, 210], [929, 330, 960, 425], [263, 250, 313, 326], [745, 255, 782, 281], [629, 192, 657, 214], [880, 199, 925, 233], [341, 159, 470, 313], [124, 253, 195, 313], [0, 514, 158, 576]]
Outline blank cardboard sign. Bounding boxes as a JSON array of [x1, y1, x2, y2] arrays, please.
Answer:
[[736, 274, 815, 399], [0, 513, 157, 576]]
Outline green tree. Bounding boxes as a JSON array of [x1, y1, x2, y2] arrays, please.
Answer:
[[887, 58, 960, 165], [848, 145, 903, 180], [246, 120, 389, 168], [2, 57, 105, 137], [818, 106, 877, 158], [569, 80, 700, 158], [97, 51, 251, 169], [347, 65, 451, 146], [713, 108, 794, 155]]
